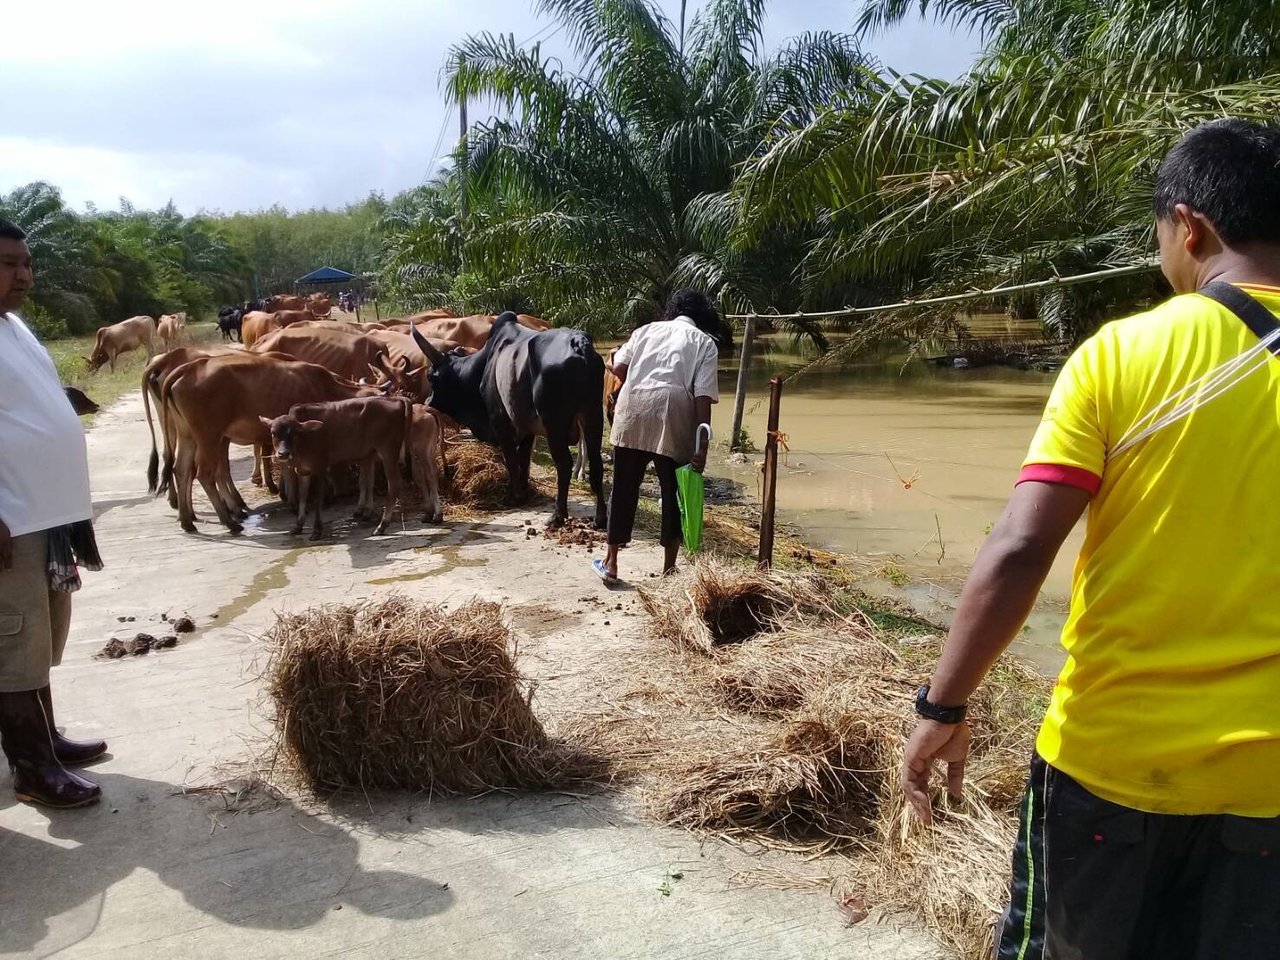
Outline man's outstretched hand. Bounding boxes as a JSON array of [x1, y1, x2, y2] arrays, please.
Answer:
[[0, 519, 11, 571], [902, 718, 971, 825]]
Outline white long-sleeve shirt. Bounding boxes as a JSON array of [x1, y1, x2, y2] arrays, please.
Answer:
[[0, 313, 93, 536]]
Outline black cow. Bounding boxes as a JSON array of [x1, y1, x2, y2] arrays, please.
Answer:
[[217, 306, 243, 342], [412, 312, 606, 530]]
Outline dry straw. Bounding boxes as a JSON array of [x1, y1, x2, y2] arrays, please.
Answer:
[[638, 555, 829, 652], [264, 596, 604, 795], [623, 559, 1049, 958], [443, 441, 512, 511]]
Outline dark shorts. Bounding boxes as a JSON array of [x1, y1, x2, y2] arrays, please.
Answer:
[[607, 446, 682, 547], [997, 754, 1280, 960]]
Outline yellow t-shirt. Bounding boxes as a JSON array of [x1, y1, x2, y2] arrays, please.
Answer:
[[1023, 285, 1280, 817]]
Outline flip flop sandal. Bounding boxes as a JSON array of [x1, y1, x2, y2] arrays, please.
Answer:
[[592, 558, 621, 586]]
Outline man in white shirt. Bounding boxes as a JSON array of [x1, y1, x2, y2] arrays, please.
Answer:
[[0, 218, 104, 808], [594, 289, 729, 585]]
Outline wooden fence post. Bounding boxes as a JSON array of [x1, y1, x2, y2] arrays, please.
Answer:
[[757, 375, 784, 569], [729, 313, 757, 451]]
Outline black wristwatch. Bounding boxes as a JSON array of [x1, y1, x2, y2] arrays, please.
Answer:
[[915, 685, 967, 724]]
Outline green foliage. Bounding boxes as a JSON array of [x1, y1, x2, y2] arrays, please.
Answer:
[[1, 184, 388, 338], [381, 0, 879, 339], [218, 194, 388, 296], [732, 0, 1280, 349]]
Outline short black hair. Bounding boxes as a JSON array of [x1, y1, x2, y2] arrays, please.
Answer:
[[1154, 119, 1280, 246], [662, 288, 734, 353], [0, 218, 26, 242]]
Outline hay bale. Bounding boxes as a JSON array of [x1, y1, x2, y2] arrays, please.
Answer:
[[445, 441, 511, 510], [265, 596, 597, 794], [638, 557, 828, 652]]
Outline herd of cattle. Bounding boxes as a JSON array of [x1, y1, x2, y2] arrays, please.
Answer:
[[82, 298, 618, 541]]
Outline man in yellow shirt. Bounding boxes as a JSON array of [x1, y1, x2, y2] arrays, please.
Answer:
[[903, 118, 1280, 958]]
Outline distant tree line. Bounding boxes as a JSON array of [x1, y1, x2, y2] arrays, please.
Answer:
[[0, 182, 389, 339]]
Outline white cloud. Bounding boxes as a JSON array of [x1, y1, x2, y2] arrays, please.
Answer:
[[1, 0, 978, 214]]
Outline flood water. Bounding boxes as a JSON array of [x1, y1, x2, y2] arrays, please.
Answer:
[[706, 329, 1077, 672]]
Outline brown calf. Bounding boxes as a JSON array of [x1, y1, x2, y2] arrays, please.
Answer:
[[161, 355, 380, 533], [262, 397, 412, 539]]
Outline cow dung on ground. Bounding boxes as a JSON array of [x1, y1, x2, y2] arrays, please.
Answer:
[[264, 596, 606, 794]]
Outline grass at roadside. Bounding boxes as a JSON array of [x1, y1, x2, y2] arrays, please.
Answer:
[[43, 322, 222, 422]]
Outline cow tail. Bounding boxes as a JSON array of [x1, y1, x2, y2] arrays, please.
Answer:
[[143, 367, 160, 493], [156, 371, 177, 498]]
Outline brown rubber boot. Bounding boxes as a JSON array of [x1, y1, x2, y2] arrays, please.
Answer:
[[0, 690, 101, 808], [38, 685, 108, 766]]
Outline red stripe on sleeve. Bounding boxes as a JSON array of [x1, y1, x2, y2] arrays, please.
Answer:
[[1017, 463, 1102, 496]]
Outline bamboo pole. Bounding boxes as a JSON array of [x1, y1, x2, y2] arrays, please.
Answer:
[[729, 313, 757, 451], [725, 260, 1159, 322], [757, 376, 783, 570]]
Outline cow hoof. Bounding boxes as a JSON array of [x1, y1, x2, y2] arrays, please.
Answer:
[[250, 477, 264, 487], [593, 515, 608, 531], [291, 525, 304, 536], [180, 521, 197, 534], [227, 522, 244, 535], [309, 529, 324, 542]]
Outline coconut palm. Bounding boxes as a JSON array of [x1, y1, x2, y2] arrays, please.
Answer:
[[393, 0, 879, 339]]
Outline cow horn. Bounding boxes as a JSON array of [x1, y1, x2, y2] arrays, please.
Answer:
[[411, 325, 445, 365]]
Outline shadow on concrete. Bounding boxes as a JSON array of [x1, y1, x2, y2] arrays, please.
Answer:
[[92, 494, 157, 522], [0, 771, 454, 956], [316, 783, 626, 847]]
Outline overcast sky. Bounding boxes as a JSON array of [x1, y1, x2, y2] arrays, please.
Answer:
[[2, 0, 977, 215]]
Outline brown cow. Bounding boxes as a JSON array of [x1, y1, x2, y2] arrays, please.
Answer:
[[251, 326, 390, 384], [365, 330, 466, 400], [305, 293, 332, 318], [266, 294, 306, 312], [262, 397, 412, 539], [86, 316, 155, 372], [156, 314, 185, 351], [161, 355, 381, 532], [406, 314, 550, 351], [143, 346, 282, 511], [240, 309, 314, 347]]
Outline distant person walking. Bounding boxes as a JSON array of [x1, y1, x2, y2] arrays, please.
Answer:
[[594, 289, 731, 585], [0, 217, 105, 808], [902, 118, 1280, 958]]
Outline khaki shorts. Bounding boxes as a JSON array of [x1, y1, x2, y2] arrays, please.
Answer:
[[0, 532, 71, 692]]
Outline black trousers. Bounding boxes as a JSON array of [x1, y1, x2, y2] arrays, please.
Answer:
[[997, 754, 1280, 960], [607, 446, 682, 548]]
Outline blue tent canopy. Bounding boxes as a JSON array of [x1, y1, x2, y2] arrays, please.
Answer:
[[296, 266, 356, 284]]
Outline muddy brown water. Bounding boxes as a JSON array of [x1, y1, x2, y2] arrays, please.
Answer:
[[704, 330, 1076, 673]]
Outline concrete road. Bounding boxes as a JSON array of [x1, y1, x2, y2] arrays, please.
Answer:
[[0, 393, 943, 959]]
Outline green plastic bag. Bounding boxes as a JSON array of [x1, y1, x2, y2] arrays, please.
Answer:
[[675, 425, 713, 554]]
